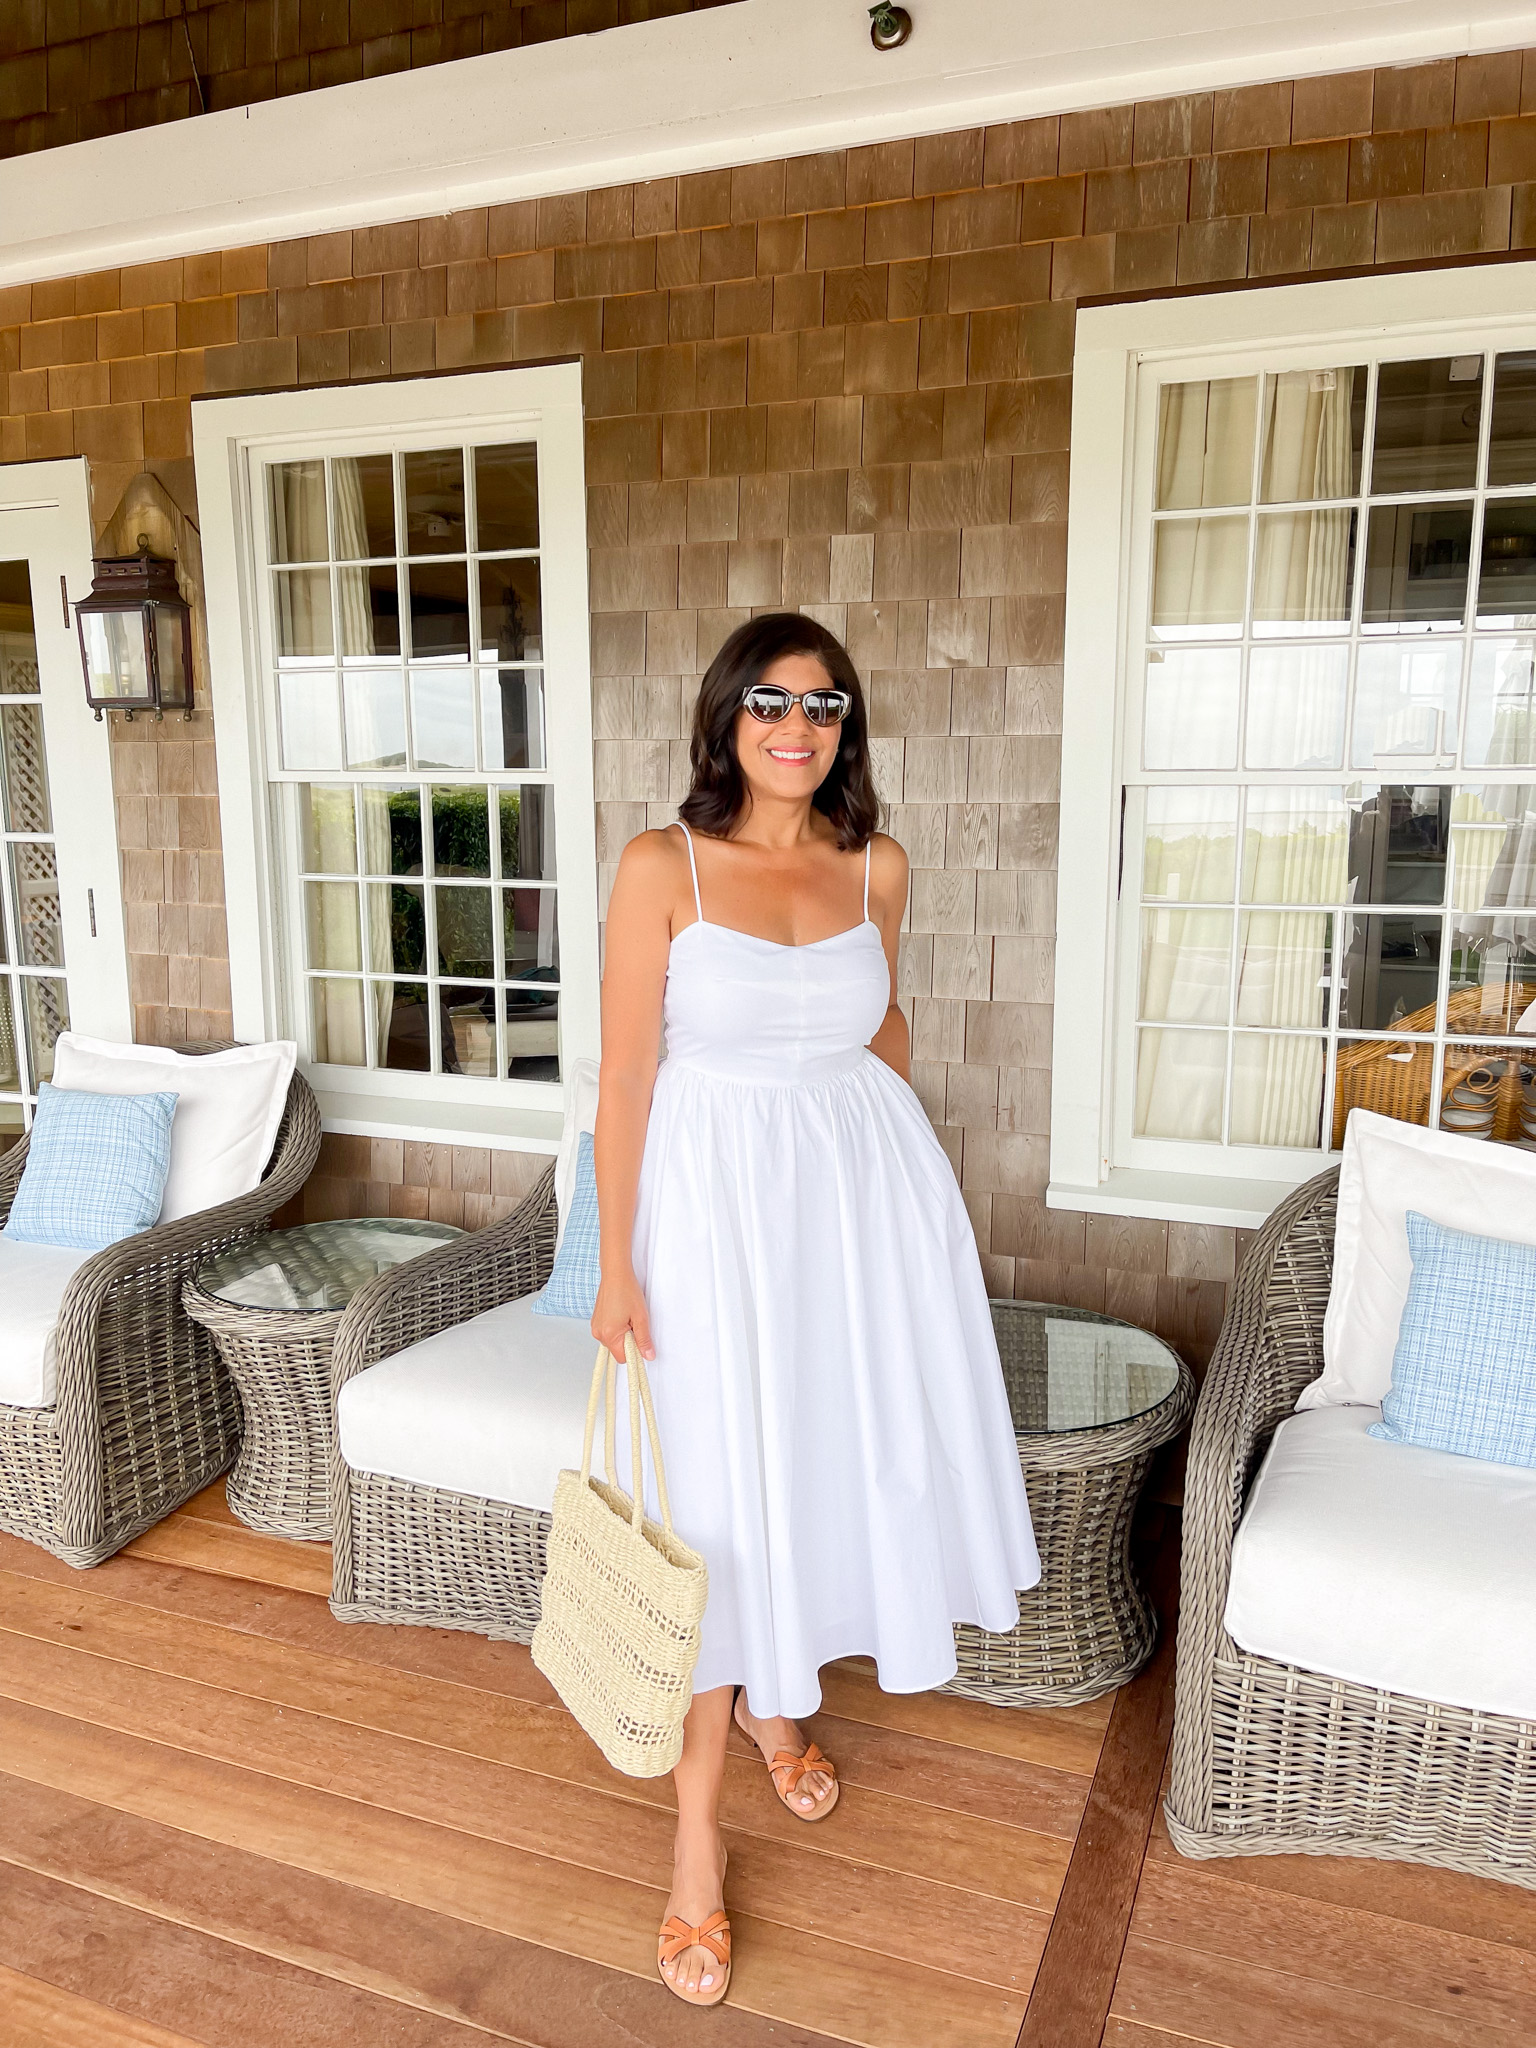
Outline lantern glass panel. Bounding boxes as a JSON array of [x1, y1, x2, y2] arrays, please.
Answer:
[[153, 605, 190, 709], [81, 609, 153, 703]]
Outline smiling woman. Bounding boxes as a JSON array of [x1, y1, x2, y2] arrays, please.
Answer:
[[582, 611, 1041, 2008], [678, 615, 878, 859]]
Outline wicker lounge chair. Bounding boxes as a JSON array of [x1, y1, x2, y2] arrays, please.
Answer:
[[1166, 1164, 1536, 1888], [327, 1163, 558, 1639], [0, 1056, 321, 1568]]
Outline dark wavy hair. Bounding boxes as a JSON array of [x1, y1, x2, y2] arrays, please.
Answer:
[[678, 613, 881, 851]]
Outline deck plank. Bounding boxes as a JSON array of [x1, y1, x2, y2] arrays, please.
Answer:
[[0, 1855, 517, 2048], [0, 1697, 1026, 2048], [0, 1622, 1071, 1920], [1108, 1934, 1520, 2048], [1141, 1816, 1536, 1958], [1100, 2024, 1215, 2048], [1127, 1857, 1536, 2035], [820, 1656, 1110, 1776], [0, 1565, 1087, 1841], [1013, 1533, 1180, 2048], [0, 1529, 1100, 1784], [121, 1518, 333, 1597], [0, 1771, 847, 2048], [0, 1958, 212, 2048]]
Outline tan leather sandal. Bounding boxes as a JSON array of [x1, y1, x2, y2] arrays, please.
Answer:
[[657, 1910, 732, 2007], [733, 1693, 840, 1822]]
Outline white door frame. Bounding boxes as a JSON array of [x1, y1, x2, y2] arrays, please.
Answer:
[[0, 458, 133, 1050]]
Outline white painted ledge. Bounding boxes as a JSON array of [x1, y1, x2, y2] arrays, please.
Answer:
[[1047, 1169, 1311, 1230], [315, 1089, 563, 1156], [5, 0, 1536, 286]]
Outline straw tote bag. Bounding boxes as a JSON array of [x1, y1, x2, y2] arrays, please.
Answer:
[[532, 1333, 708, 1778]]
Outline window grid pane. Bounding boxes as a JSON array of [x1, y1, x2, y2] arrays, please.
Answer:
[[1134, 355, 1536, 1156], [266, 438, 559, 1085]]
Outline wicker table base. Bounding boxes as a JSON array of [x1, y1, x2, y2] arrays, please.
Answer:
[[944, 1300, 1195, 1709], [181, 1284, 342, 1539], [183, 1218, 464, 1541]]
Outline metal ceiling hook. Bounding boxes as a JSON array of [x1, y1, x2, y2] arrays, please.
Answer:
[[869, 5, 912, 51]]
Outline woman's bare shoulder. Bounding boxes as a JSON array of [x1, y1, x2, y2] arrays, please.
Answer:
[[615, 824, 694, 900], [867, 831, 909, 882], [865, 831, 908, 922]]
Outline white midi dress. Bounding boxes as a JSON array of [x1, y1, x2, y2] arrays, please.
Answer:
[[627, 822, 1040, 1719]]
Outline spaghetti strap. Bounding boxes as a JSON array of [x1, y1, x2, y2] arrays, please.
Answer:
[[675, 819, 705, 923], [863, 840, 872, 921]]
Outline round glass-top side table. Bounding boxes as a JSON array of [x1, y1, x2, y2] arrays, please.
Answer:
[[945, 1300, 1195, 1708], [183, 1220, 463, 1540]]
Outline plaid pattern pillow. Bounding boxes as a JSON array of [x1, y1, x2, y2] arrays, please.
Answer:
[[534, 1130, 600, 1321], [1369, 1210, 1536, 1469], [3, 1082, 179, 1252]]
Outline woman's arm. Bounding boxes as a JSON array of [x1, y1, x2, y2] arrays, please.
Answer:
[[866, 832, 911, 1084], [590, 829, 684, 1361]]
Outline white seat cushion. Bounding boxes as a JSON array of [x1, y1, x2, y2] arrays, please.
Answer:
[[0, 1238, 95, 1408], [336, 1290, 595, 1513], [1225, 1405, 1536, 1722]]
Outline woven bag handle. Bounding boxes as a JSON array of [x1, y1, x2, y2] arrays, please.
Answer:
[[579, 1334, 677, 1534]]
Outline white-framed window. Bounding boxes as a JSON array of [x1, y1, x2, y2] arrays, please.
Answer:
[[0, 458, 133, 1142], [194, 366, 597, 1154], [1055, 268, 1536, 1227]]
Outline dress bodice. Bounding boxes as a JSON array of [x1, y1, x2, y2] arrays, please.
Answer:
[[662, 824, 891, 1083]]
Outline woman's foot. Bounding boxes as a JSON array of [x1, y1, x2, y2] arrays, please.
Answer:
[[658, 1825, 730, 2004], [733, 1693, 839, 1819]]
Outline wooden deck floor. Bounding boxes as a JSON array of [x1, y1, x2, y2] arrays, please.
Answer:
[[0, 1488, 1529, 2047]]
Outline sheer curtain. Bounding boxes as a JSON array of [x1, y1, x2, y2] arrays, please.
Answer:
[[282, 459, 398, 1068], [1138, 372, 1355, 1150], [1136, 789, 1233, 1141], [1153, 380, 1253, 632], [334, 458, 378, 662], [1455, 780, 1536, 1034], [333, 458, 399, 1062], [1232, 792, 1342, 1145]]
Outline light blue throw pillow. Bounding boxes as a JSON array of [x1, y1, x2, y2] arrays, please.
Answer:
[[533, 1129, 600, 1320], [3, 1082, 179, 1252], [1369, 1210, 1536, 1469]]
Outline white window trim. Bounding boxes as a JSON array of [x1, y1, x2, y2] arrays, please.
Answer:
[[1053, 260, 1536, 1230], [193, 364, 597, 1155], [0, 457, 133, 1093]]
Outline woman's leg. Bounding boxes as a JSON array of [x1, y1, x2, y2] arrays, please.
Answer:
[[662, 1683, 734, 1997]]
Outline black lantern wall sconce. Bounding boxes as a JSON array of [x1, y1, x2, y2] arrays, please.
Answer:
[[75, 545, 194, 721]]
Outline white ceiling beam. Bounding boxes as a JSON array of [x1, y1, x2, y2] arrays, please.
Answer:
[[3, 0, 1535, 286]]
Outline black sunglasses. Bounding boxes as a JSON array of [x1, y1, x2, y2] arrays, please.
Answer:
[[741, 683, 853, 727]]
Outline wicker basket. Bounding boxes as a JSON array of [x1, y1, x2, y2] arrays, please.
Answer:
[[1331, 983, 1536, 1147]]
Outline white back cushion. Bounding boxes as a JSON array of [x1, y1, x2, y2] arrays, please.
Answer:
[[336, 1289, 595, 1512], [553, 1055, 599, 1248], [50, 1035, 296, 1225], [1226, 1405, 1536, 1721], [0, 1238, 94, 1407], [1305, 1108, 1536, 1411]]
